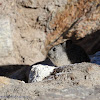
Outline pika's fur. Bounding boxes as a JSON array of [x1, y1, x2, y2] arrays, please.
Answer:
[[48, 40, 90, 67]]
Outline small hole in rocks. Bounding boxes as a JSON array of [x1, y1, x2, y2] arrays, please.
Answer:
[[84, 75, 87, 79], [70, 77, 74, 81]]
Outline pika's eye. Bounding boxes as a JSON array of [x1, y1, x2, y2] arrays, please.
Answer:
[[61, 43, 63, 45], [53, 48, 56, 51]]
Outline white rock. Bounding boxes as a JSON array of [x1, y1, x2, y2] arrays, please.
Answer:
[[28, 64, 55, 83]]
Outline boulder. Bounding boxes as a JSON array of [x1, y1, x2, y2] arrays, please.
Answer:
[[28, 64, 55, 83], [0, 63, 100, 100], [29, 63, 100, 87], [0, 0, 99, 65]]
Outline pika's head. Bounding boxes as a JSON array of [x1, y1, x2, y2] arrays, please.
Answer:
[[47, 40, 74, 66], [47, 43, 70, 66], [48, 44, 64, 59], [48, 40, 72, 58]]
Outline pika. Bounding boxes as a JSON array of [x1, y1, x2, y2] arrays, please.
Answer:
[[48, 40, 90, 67]]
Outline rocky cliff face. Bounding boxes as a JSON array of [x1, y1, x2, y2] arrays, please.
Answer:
[[0, 0, 100, 65]]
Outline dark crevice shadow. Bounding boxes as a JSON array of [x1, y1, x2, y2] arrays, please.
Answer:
[[69, 30, 100, 55], [0, 58, 54, 83], [32, 57, 54, 66], [0, 65, 31, 83]]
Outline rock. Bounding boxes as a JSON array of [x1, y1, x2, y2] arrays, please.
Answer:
[[29, 63, 100, 87], [45, 3, 57, 12], [54, 0, 68, 7], [0, 76, 10, 88], [18, 0, 39, 9], [37, 12, 48, 26], [0, 18, 13, 57], [0, 0, 99, 65], [0, 76, 24, 88], [45, 0, 100, 55], [44, 63, 100, 87], [0, 63, 100, 100], [0, 0, 100, 99], [28, 64, 55, 82], [0, 0, 46, 65], [35, 86, 100, 100]]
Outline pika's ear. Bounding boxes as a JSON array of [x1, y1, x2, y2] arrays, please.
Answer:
[[61, 42, 66, 48]]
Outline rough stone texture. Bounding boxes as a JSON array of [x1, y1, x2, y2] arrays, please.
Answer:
[[0, 63, 100, 100], [0, 18, 13, 57], [46, 0, 100, 42], [0, 0, 99, 65], [0, 0, 100, 99], [44, 63, 100, 87], [0, 0, 46, 65], [29, 63, 100, 87], [0, 76, 24, 88], [45, 0, 100, 54], [29, 64, 55, 83]]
